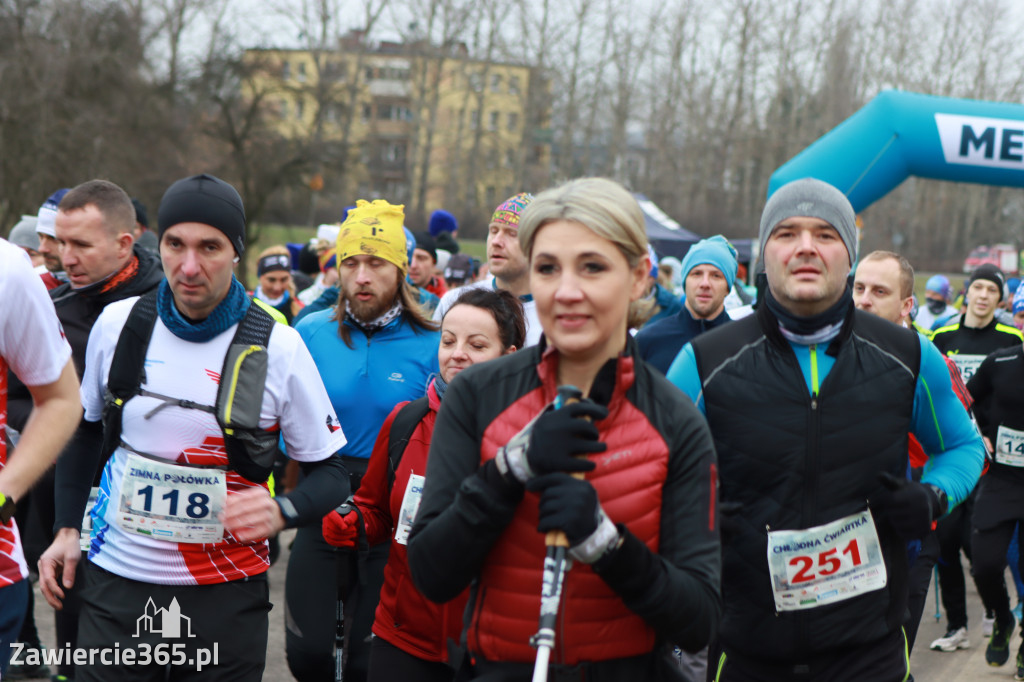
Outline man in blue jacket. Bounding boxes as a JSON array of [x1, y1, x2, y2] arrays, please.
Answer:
[[637, 235, 737, 374], [667, 178, 985, 682], [288, 200, 439, 682]]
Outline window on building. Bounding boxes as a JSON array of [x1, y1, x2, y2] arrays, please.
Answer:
[[507, 112, 519, 132], [469, 72, 483, 92], [282, 61, 291, 80], [297, 61, 307, 82], [323, 58, 346, 83], [279, 99, 289, 119], [365, 66, 375, 80], [470, 110, 479, 130], [490, 74, 502, 93], [296, 98, 304, 120], [377, 104, 412, 121], [489, 111, 499, 131], [362, 104, 372, 123], [383, 180, 409, 201], [486, 149, 498, 169], [485, 186, 496, 208], [504, 150, 515, 168], [509, 75, 520, 95], [381, 142, 406, 163]]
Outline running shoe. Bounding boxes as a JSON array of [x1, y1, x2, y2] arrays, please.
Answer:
[[988, 617, 1015, 666], [984, 611, 996, 637], [930, 626, 970, 651]]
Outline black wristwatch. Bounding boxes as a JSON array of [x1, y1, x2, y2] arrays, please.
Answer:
[[0, 492, 15, 524]]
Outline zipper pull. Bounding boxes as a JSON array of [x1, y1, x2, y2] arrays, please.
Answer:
[[811, 395, 818, 410]]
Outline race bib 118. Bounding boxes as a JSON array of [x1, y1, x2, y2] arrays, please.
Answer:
[[117, 453, 227, 544]]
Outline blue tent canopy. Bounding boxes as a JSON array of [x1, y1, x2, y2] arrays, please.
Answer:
[[635, 194, 753, 263]]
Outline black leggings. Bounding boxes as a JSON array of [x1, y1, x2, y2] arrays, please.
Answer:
[[285, 457, 388, 682], [972, 520, 1024, 623], [935, 493, 974, 630], [368, 636, 454, 682], [905, 531, 941, 653]]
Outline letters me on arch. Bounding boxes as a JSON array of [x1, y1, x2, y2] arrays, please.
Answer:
[[768, 90, 1024, 213]]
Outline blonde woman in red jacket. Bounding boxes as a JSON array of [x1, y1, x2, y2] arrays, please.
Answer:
[[322, 287, 525, 681]]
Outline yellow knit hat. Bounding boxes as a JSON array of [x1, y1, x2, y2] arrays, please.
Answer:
[[336, 200, 408, 273]]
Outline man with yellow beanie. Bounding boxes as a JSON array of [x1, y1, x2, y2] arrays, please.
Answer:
[[286, 200, 440, 682]]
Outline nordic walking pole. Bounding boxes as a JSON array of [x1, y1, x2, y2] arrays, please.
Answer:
[[531, 385, 585, 682], [334, 501, 354, 682]]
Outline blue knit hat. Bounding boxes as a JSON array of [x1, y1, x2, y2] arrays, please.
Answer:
[[1015, 281, 1024, 316], [680, 235, 739, 291], [925, 274, 951, 300], [428, 209, 457, 236]]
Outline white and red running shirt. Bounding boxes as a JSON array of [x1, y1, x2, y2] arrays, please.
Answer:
[[81, 296, 347, 585], [0, 239, 72, 585]]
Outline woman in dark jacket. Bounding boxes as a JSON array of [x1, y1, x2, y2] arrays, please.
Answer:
[[322, 287, 526, 681], [407, 177, 721, 681]]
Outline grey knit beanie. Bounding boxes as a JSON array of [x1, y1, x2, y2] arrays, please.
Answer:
[[759, 179, 857, 265]]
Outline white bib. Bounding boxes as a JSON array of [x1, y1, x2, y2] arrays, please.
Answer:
[[394, 473, 425, 546], [80, 487, 100, 552], [995, 425, 1024, 468], [767, 510, 887, 612], [950, 354, 985, 381], [117, 453, 227, 544]]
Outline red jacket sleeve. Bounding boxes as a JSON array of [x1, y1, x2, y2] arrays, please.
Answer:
[[353, 401, 409, 546]]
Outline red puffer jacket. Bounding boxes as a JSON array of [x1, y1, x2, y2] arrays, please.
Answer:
[[353, 380, 468, 662]]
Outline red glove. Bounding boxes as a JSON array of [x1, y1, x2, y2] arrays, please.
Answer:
[[322, 509, 359, 548]]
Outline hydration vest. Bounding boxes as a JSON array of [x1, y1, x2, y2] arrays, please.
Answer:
[[101, 291, 279, 483]]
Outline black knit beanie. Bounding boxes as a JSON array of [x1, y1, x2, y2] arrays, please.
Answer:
[[968, 263, 1006, 302], [158, 174, 246, 256]]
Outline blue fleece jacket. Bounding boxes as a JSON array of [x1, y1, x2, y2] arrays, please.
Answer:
[[296, 309, 440, 459]]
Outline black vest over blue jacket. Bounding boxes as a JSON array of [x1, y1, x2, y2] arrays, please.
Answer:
[[691, 303, 920, 662]]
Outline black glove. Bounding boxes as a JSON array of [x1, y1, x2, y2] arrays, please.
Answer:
[[495, 400, 608, 483], [528, 473, 621, 565], [529, 473, 600, 543], [870, 472, 946, 541]]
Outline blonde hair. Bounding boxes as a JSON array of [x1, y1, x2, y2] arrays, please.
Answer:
[[518, 177, 650, 327], [518, 178, 647, 267]]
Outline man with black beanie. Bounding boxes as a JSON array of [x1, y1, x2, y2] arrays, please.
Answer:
[[667, 178, 985, 681], [38, 173, 350, 682], [409, 230, 447, 298], [927, 264, 1023, 659]]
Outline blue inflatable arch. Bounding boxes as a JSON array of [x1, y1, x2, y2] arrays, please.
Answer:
[[768, 90, 1024, 211]]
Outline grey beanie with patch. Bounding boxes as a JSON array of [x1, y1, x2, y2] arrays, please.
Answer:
[[759, 178, 857, 265]]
